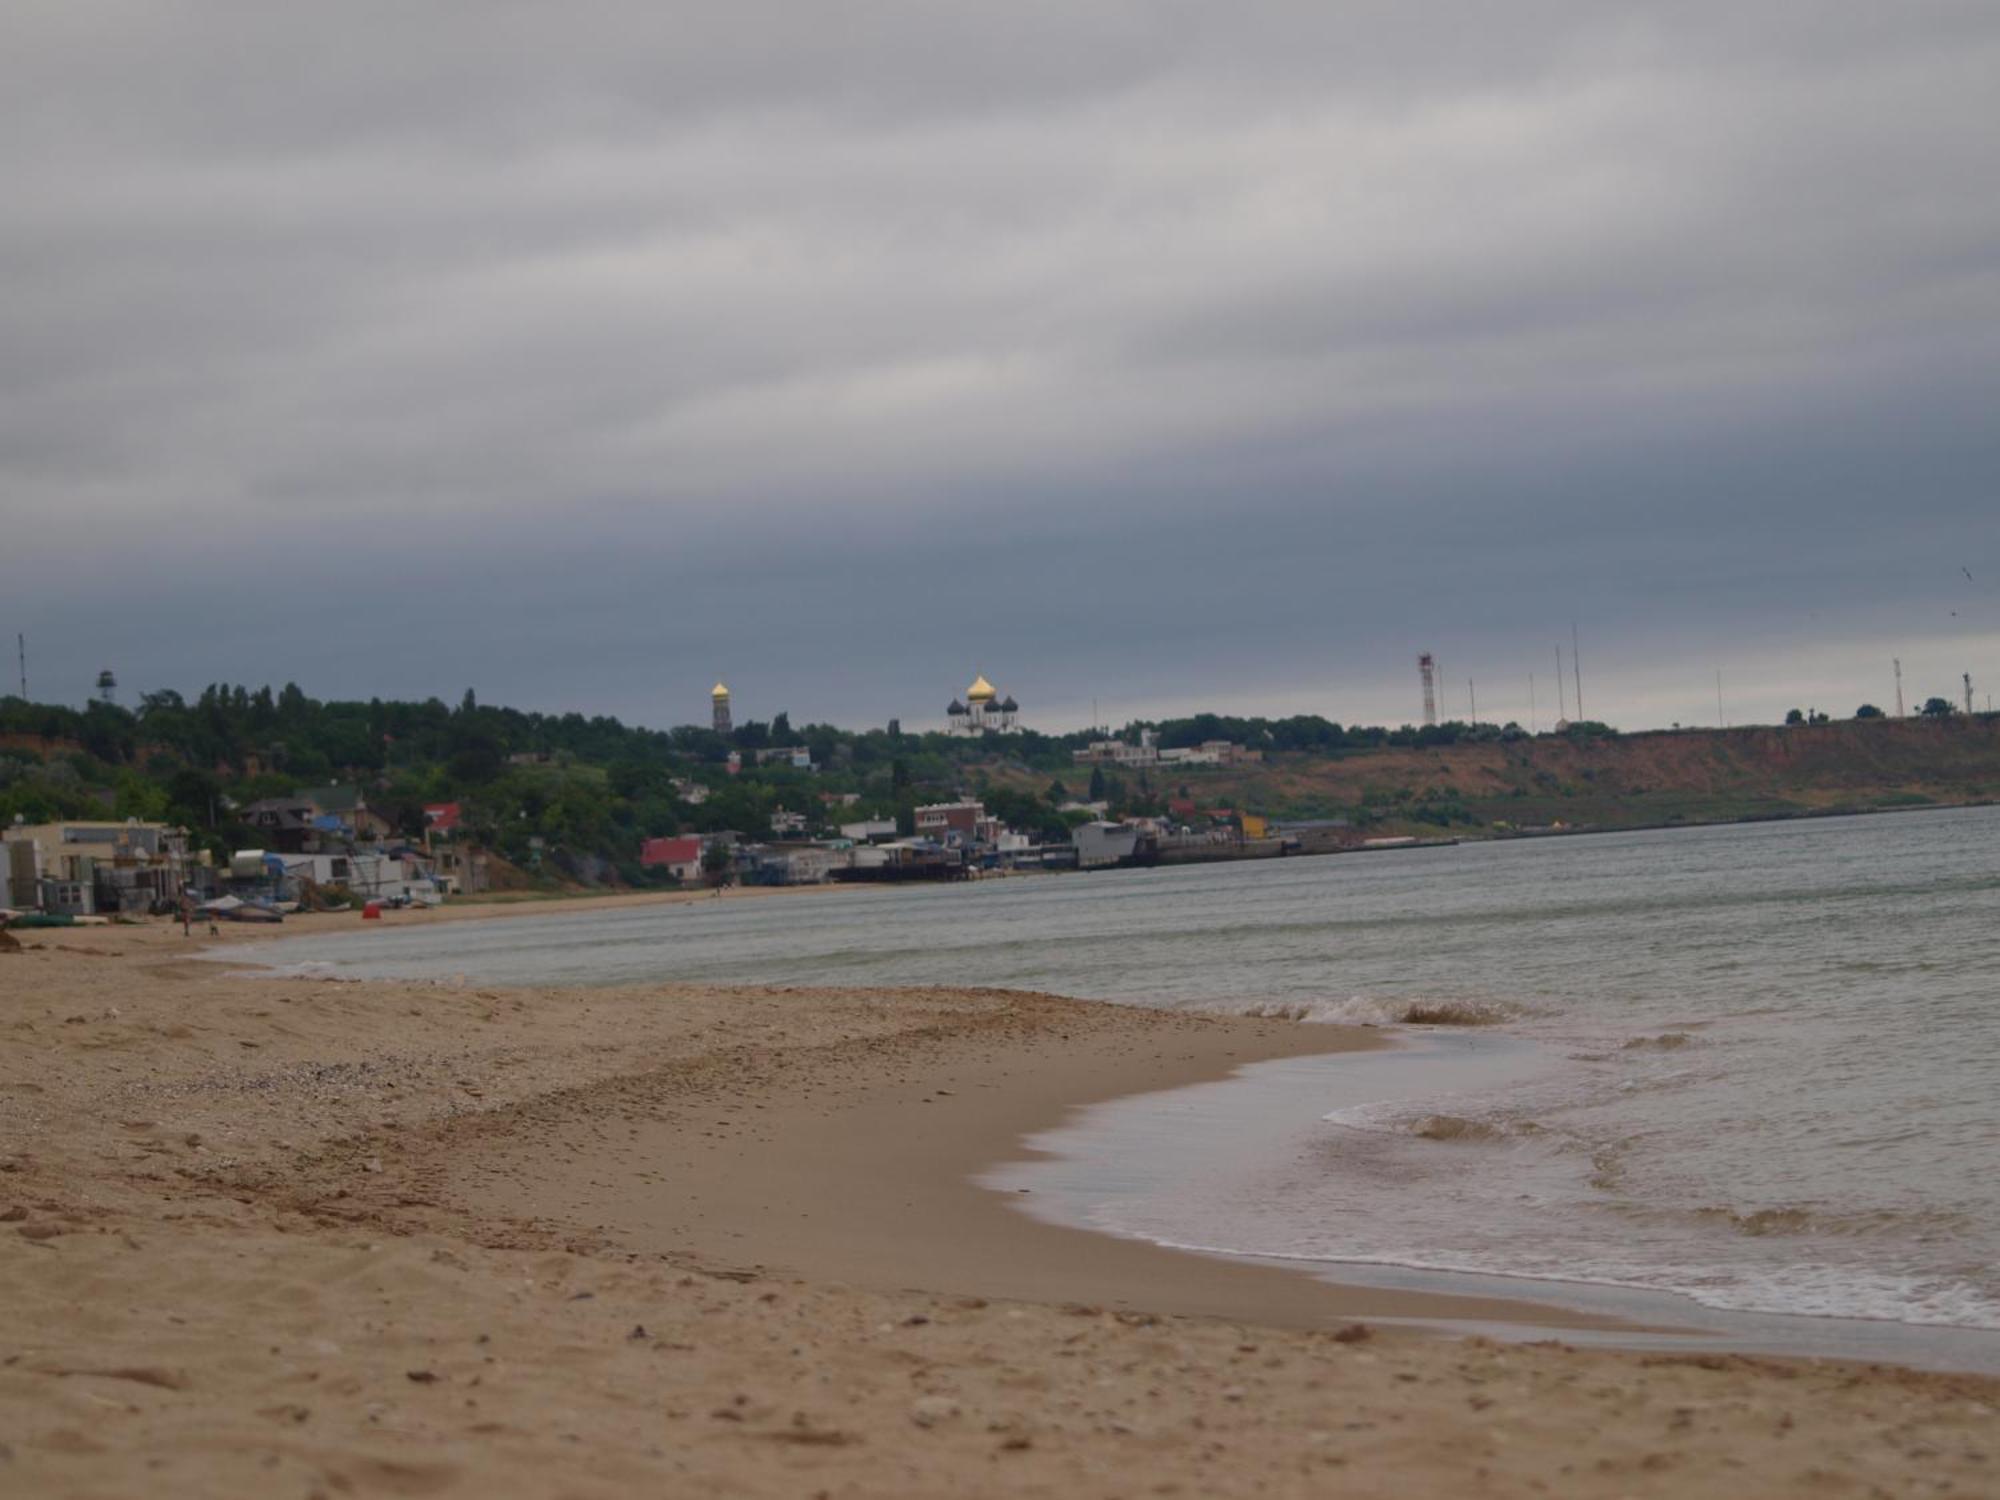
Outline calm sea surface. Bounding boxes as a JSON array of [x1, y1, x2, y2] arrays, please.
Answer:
[[228, 806, 2000, 1354]]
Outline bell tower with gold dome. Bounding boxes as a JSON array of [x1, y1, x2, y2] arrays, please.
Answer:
[[711, 682, 732, 735]]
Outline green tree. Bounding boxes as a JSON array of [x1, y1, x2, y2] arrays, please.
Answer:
[[1854, 703, 1884, 719], [700, 840, 731, 888], [1919, 697, 1957, 718]]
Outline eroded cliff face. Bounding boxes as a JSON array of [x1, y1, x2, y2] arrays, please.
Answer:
[[993, 716, 2000, 834]]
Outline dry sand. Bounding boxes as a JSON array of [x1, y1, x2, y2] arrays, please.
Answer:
[[2, 915, 1996, 1498]]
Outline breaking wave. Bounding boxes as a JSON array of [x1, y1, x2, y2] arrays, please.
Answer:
[[1408, 1113, 1508, 1143], [1661, 1204, 1978, 1241], [1226, 996, 1522, 1027], [1396, 1001, 1512, 1026], [1623, 1031, 1698, 1050]]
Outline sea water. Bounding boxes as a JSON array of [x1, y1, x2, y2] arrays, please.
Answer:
[[229, 805, 2000, 1353]]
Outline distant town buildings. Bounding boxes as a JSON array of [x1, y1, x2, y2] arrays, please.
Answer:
[[838, 817, 898, 842], [913, 799, 999, 846], [945, 674, 1021, 736], [1071, 730, 1261, 768], [237, 784, 393, 854], [3, 819, 203, 916]]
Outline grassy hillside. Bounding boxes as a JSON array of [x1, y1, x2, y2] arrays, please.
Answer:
[[990, 716, 2000, 838]]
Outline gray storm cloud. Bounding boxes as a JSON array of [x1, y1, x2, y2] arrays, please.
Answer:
[[3, 2, 1997, 731]]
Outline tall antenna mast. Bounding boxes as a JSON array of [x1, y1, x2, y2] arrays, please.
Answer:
[[14, 633, 23, 700], [1893, 658, 1904, 718], [1468, 678, 1477, 725], [1571, 621, 1584, 723], [1529, 673, 1537, 734], [1418, 653, 1438, 727], [1716, 669, 1725, 728], [1555, 645, 1568, 723], [1966, 672, 1975, 716]]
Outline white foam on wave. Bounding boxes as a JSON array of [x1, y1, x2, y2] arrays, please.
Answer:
[[1121, 1229, 2000, 1333], [1177, 994, 1525, 1028], [1230, 996, 1411, 1025]]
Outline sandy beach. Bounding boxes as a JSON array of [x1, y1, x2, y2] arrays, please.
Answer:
[[3, 912, 1996, 1498]]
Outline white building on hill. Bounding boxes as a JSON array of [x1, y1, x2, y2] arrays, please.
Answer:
[[944, 674, 1021, 735]]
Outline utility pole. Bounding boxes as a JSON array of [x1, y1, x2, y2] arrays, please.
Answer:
[[1468, 679, 1477, 725], [1966, 673, 1975, 716], [1556, 645, 1567, 723], [1716, 670, 1726, 729], [1571, 622, 1584, 723], [1894, 658, 1905, 719], [1529, 673, 1537, 734], [14, 633, 23, 700]]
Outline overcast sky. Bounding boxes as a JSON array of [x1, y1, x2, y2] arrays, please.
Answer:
[[5, 2, 1998, 735]]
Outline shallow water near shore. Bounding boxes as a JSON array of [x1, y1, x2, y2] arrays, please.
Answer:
[[984, 1039, 2000, 1373], [228, 804, 2000, 1353]]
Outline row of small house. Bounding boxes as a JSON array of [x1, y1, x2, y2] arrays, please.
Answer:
[[634, 803, 1033, 887], [3, 786, 487, 917], [0, 816, 465, 917], [237, 787, 488, 895], [633, 799, 1297, 887], [3, 793, 1314, 914]]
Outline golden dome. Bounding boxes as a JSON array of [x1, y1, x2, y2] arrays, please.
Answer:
[[711, 682, 730, 698], [967, 674, 997, 702]]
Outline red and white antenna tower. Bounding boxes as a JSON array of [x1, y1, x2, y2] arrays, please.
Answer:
[[1418, 653, 1438, 727]]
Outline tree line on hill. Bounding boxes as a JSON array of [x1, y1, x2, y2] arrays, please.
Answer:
[[3, 679, 1950, 884]]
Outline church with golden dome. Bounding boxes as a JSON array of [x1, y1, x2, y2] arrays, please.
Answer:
[[945, 673, 1021, 736]]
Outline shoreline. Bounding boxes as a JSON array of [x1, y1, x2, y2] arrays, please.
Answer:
[[6, 922, 1999, 1495], [194, 884, 1998, 1364], [433, 994, 1666, 1339]]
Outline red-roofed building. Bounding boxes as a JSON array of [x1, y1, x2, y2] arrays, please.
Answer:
[[640, 835, 706, 882], [423, 802, 462, 834]]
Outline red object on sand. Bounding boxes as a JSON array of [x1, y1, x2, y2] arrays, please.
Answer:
[[363, 901, 382, 920]]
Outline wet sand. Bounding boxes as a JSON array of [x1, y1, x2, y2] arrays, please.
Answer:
[[2, 916, 1995, 1497], [445, 984, 1663, 1335]]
